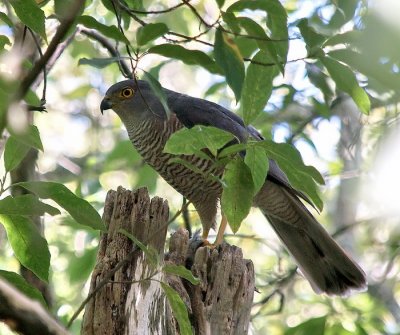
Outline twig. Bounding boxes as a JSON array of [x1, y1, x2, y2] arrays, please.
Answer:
[[27, 28, 47, 106], [80, 27, 133, 78], [111, 0, 136, 74], [119, 1, 185, 15], [182, 0, 210, 27], [287, 112, 318, 143]]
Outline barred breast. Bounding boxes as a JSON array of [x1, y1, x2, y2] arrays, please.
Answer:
[[126, 114, 223, 231]]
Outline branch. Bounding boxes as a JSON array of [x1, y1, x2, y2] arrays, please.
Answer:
[[0, 278, 70, 335], [80, 27, 133, 78], [119, 1, 185, 14], [15, 0, 86, 101]]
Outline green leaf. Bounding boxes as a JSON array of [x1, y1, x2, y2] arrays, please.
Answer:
[[219, 142, 248, 158], [0, 270, 46, 306], [54, 0, 81, 19], [297, 19, 326, 54], [321, 56, 370, 114], [78, 57, 126, 69], [285, 316, 326, 335], [125, 0, 144, 10], [0, 12, 13, 27], [164, 125, 234, 157], [244, 145, 269, 194], [221, 157, 254, 233], [214, 29, 245, 101], [161, 282, 192, 335], [328, 49, 400, 91], [163, 264, 200, 285], [305, 63, 334, 103], [8, 125, 43, 151], [236, 17, 283, 73], [323, 31, 361, 47], [227, 0, 288, 65], [241, 50, 278, 124], [137, 23, 169, 46], [0, 215, 50, 282], [148, 44, 222, 74], [0, 195, 60, 216], [17, 181, 105, 231], [329, 0, 358, 30], [142, 70, 172, 118], [119, 229, 159, 267], [10, 0, 46, 40], [196, 127, 234, 157], [0, 35, 11, 50], [77, 16, 130, 44], [257, 141, 324, 211], [24, 89, 41, 106], [216, 0, 225, 9], [4, 136, 30, 172]]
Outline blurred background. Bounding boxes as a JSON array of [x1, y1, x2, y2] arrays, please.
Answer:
[[0, 0, 400, 334]]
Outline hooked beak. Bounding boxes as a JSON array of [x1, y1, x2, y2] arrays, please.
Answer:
[[100, 97, 113, 114]]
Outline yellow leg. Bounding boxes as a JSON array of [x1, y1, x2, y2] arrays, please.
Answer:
[[202, 227, 210, 240], [214, 215, 228, 246]]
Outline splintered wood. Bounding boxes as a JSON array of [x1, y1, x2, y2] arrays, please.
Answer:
[[82, 187, 254, 335]]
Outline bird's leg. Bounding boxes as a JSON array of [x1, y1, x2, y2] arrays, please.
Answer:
[[202, 227, 210, 240], [214, 215, 228, 246]]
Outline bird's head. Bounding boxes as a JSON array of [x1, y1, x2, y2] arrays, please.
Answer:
[[100, 80, 166, 124]]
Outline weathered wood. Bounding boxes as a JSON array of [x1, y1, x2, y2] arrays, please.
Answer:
[[81, 187, 171, 335], [82, 187, 255, 335]]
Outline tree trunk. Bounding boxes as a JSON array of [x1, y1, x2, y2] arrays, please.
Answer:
[[82, 187, 255, 335]]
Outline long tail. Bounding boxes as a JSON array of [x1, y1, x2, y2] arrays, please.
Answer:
[[254, 180, 367, 296]]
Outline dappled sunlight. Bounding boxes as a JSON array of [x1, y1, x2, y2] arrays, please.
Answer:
[[364, 128, 400, 217]]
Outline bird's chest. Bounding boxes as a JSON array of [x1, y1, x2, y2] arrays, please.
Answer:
[[127, 118, 223, 200]]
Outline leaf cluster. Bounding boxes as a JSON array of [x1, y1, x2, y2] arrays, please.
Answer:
[[164, 125, 324, 232]]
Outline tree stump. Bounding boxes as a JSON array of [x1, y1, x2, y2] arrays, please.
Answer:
[[82, 187, 255, 335]]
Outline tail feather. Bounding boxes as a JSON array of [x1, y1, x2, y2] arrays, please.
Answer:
[[254, 181, 367, 296]]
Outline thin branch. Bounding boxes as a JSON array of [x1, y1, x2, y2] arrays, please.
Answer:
[[166, 31, 213, 46], [182, 0, 210, 27], [33, 29, 78, 92], [27, 28, 46, 106], [119, 1, 185, 14], [111, 0, 136, 74], [0, 278, 70, 335], [80, 27, 133, 78], [287, 112, 318, 143]]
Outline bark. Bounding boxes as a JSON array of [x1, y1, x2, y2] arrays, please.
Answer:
[[82, 187, 255, 335]]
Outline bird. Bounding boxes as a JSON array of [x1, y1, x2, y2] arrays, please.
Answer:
[[100, 79, 367, 296]]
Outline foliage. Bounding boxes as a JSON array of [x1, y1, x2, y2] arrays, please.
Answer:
[[0, 0, 399, 334]]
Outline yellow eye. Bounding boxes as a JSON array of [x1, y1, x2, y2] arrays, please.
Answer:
[[120, 87, 134, 98]]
